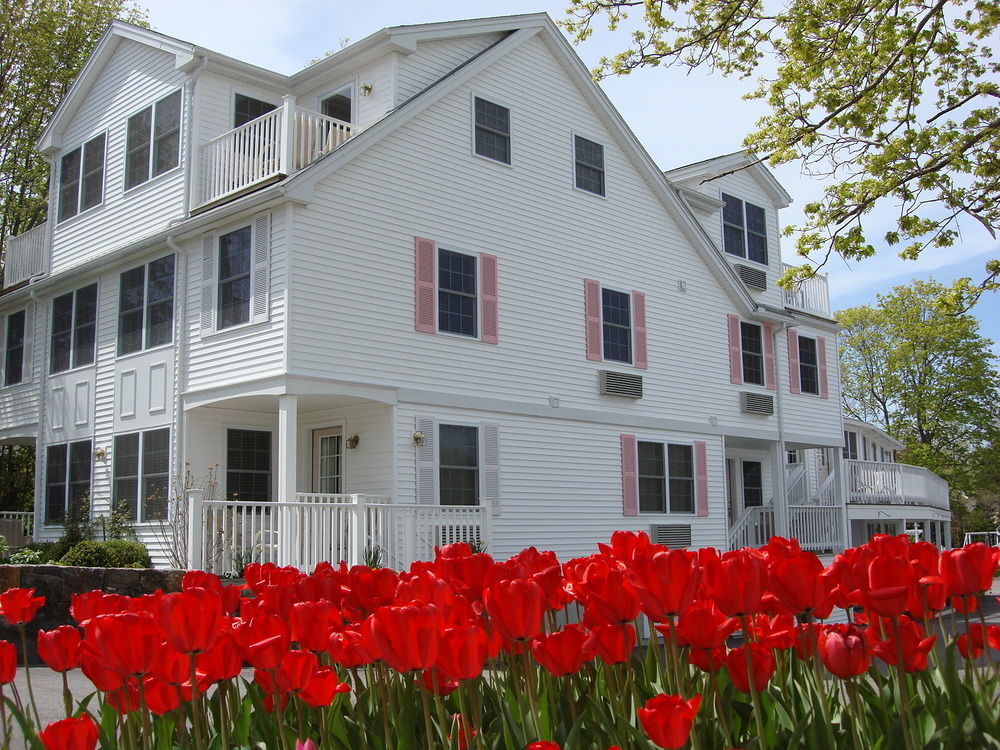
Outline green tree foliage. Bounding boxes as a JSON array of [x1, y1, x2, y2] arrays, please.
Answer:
[[562, 0, 1000, 309], [0, 444, 34, 511], [0, 0, 146, 278], [838, 280, 999, 502]]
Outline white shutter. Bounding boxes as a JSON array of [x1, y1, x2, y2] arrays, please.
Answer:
[[200, 234, 215, 333], [416, 416, 437, 505], [481, 422, 500, 516], [22, 304, 34, 383], [251, 213, 270, 324]]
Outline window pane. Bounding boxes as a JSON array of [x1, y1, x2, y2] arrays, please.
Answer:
[[740, 322, 764, 386], [226, 429, 271, 502], [154, 90, 181, 136], [4, 310, 25, 386], [638, 441, 665, 513], [118, 266, 145, 355], [50, 293, 74, 373], [602, 288, 631, 363], [73, 284, 98, 368], [80, 134, 106, 211], [321, 88, 352, 123], [474, 98, 510, 163], [218, 227, 252, 329], [45, 444, 68, 524], [723, 224, 745, 258], [574, 136, 605, 195], [58, 148, 81, 222], [745, 203, 766, 235], [219, 227, 252, 278], [113, 433, 140, 518], [747, 232, 768, 265], [668, 444, 694, 513], [153, 90, 182, 177], [145, 255, 175, 347], [742, 461, 763, 507], [440, 425, 478, 506], [147, 255, 175, 303], [69, 440, 92, 520], [721, 194, 744, 228], [438, 249, 476, 295], [125, 108, 152, 189], [438, 249, 477, 336], [142, 429, 170, 521], [798, 336, 819, 394], [234, 94, 277, 127]]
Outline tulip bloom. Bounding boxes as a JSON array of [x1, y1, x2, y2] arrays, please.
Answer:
[[525, 743, 561, 750], [769, 551, 833, 618], [627, 549, 701, 620], [290, 600, 341, 652], [301, 666, 350, 707], [818, 624, 870, 678], [158, 588, 222, 654], [725, 643, 776, 693], [0, 640, 16, 683], [37, 626, 82, 673], [438, 623, 491, 681], [703, 549, 768, 616], [530, 624, 593, 676], [941, 544, 996, 597], [88, 612, 162, 677], [483, 579, 547, 642], [868, 617, 936, 673], [585, 623, 636, 665], [637, 693, 702, 749], [366, 603, 441, 673], [38, 714, 99, 750], [0, 587, 45, 625]]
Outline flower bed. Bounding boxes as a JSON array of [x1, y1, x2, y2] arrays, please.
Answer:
[[0, 532, 998, 749]]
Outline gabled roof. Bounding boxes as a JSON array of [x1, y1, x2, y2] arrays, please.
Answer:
[[843, 418, 905, 449], [665, 151, 793, 208]]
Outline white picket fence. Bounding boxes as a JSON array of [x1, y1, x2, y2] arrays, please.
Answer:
[[187, 492, 490, 575]]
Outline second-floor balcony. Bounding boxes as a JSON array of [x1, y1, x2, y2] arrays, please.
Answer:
[[3, 222, 48, 290], [781, 263, 830, 317], [846, 459, 950, 510], [198, 98, 356, 209]]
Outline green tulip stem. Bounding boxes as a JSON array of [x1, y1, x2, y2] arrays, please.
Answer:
[[135, 673, 154, 750], [60, 671, 72, 718], [977, 597, 995, 668], [0, 685, 9, 750], [188, 654, 207, 750], [418, 679, 438, 750], [740, 615, 768, 744], [809, 625, 837, 750], [376, 664, 394, 748], [216, 681, 230, 750], [18, 625, 41, 730], [890, 619, 917, 750], [708, 667, 735, 748], [520, 649, 543, 741]]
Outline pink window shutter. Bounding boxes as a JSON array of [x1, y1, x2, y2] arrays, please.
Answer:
[[727, 314, 742, 384], [694, 441, 709, 517], [480, 253, 499, 344], [787, 328, 801, 394], [621, 434, 638, 517], [414, 237, 436, 333], [584, 279, 602, 361], [763, 323, 776, 390], [632, 291, 648, 369], [817, 336, 829, 399]]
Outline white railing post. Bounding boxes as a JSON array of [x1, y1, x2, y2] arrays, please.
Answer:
[[350, 494, 367, 566], [403, 510, 417, 570], [480, 500, 493, 554], [187, 489, 205, 571], [279, 95, 296, 175]]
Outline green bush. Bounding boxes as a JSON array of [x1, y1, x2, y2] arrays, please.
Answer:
[[59, 539, 151, 568], [9, 548, 46, 564]]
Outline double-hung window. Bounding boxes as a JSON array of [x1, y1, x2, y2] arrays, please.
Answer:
[[321, 84, 353, 124], [113, 428, 170, 521], [843, 431, 858, 459], [226, 429, 272, 502], [234, 93, 277, 127], [218, 226, 253, 330], [50, 283, 97, 373], [721, 193, 768, 264], [574, 135, 605, 196], [740, 322, 765, 386], [45, 440, 92, 524], [125, 90, 182, 190], [57, 133, 106, 222], [474, 97, 510, 164], [4, 310, 26, 386], [438, 248, 477, 337], [798, 335, 820, 395], [637, 442, 695, 513], [118, 255, 175, 355], [439, 424, 479, 506], [742, 460, 763, 507], [602, 288, 632, 363]]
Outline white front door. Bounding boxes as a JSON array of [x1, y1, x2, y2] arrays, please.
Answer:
[[312, 427, 343, 493]]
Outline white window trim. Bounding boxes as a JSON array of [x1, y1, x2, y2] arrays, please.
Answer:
[[42, 439, 93, 529], [222, 425, 275, 503], [599, 283, 635, 366], [122, 89, 184, 194], [116, 253, 176, 358], [469, 91, 513, 167], [203, 215, 269, 336], [797, 333, 821, 396], [316, 79, 358, 124], [719, 190, 769, 267], [112, 427, 172, 525], [435, 243, 482, 340], [56, 131, 109, 225], [635, 438, 697, 516], [739, 320, 766, 386], [436, 420, 483, 506], [310, 423, 347, 493], [49, 281, 100, 375], [1, 308, 29, 388], [570, 131, 607, 198]]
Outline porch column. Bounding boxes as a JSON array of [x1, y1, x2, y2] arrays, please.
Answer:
[[277, 394, 298, 568], [771, 443, 789, 538], [279, 95, 297, 174], [832, 449, 850, 551]]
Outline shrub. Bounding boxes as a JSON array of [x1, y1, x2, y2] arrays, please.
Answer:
[[59, 541, 110, 568], [9, 548, 46, 565], [59, 539, 150, 568]]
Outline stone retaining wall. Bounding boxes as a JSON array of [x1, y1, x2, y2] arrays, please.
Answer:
[[0, 565, 185, 663]]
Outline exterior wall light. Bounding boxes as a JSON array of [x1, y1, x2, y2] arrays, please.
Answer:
[[412, 431, 425, 446]]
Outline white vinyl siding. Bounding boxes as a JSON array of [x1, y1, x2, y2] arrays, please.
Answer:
[[395, 34, 504, 105]]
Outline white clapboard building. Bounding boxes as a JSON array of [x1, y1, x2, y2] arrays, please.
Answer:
[[0, 14, 950, 570]]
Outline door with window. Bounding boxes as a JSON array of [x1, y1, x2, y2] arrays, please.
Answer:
[[312, 428, 343, 494]]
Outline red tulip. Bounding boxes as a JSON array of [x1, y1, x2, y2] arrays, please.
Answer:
[[585, 623, 636, 665], [278, 649, 317, 693], [576, 563, 641, 626], [725, 643, 776, 693], [769, 551, 832, 618], [0, 587, 45, 625], [106, 680, 141, 714], [957, 633, 982, 660], [142, 675, 183, 715], [0, 640, 16, 683], [37, 626, 82, 673], [637, 693, 702, 749], [70, 591, 131, 625], [868, 617, 936, 673], [300, 666, 350, 707], [530, 624, 593, 676], [419, 665, 458, 695], [38, 714, 99, 750], [88, 612, 162, 677], [525, 743, 561, 750], [197, 628, 242, 682], [233, 614, 291, 671], [448, 713, 477, 750], [941, 544, 996, 596], [863, 554, 913, 617], [483, 579, 547, 642], [150, 645, 189, 686], [437, 623, 491, 681], [434, 547, 496, 601], [703, 549, 768, 616], [327, 628, 373, 668], [79, 641, 123, 692], [672, 600, 738, 652], [159, 588, 222, 654], [290, 600, 341, 652], [818, 624, 870, 678], [366, 603, 441, 673], [627, 549, 701, 621]]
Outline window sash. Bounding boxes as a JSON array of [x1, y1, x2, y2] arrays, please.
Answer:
[[438, 249, 477, 336], [118, 255, 175, 355], [321, 85, 353, 124], [843, 431, 858, 460], [474, 97, 510, 164], [721, 193, 768, 264], [638, 441, 694, 513], [601, 288, 631, 363], [574, 136, 605, 195], [80, 134, 106, 212], [45, 440, 92, 525], [798, 336, 820, 394], [58, 148, 81, 222], [638, 441, 666, 513], [439, 424, 479, 506], [740, 322, 765, 386], [234, 94, 277, 127], [50, 284, 97, 373], [218, 227, 253, 330], [125, 108, 152, 190], [4, 310, 25, 386], [126, 91, 181, 190], [742, 460, 763, 507], [226, 429, 272, 502]]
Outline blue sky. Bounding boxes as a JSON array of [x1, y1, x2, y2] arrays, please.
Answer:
[[141, 0, 1000, 361]]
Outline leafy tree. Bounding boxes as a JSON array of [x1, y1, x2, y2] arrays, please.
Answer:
[[0, 444, 35, 511], [0, 0, 146, 280], [838, 279, 999, 498], [562, 0, 1000, 309]]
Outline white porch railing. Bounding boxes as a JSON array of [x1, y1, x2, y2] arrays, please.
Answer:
[[187, 492, 491, 576], [781, 263, 830, 317], [0, 511, 34, 545], [788, 505, 842, 552], [786, 464, 808, 505], [728, 505, 775, 550], [197, 101, 355, 207], [4, 222, 47, 288], [846, 460, 950, 510]]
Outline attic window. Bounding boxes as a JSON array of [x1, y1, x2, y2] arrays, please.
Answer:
[[125, 89, 182, 190], [58, 133, 106, 222], [722, 193, 768, 265], [321, 84, 353, 124]]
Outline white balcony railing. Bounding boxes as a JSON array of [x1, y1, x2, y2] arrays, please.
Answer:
[[788, 505, 842, 552], [188, 492, 491, 576], [846, 460, 950, 510], [4, 222, 47, 288], [197, 100, 355, 208], [781, 263, 830, 317]]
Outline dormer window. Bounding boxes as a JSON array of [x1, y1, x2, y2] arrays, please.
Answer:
[[57, 133, 106, 222], [321, 84, 353, 124], [234, 94, 277, 127], [125, 90, 182, 190], [721, 193, 768, 265]]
